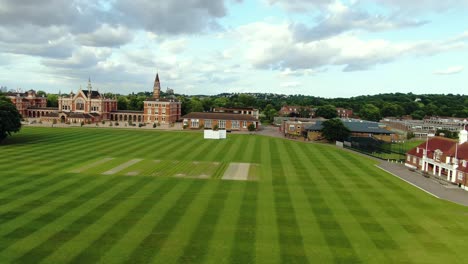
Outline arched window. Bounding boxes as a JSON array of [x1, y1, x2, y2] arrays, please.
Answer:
[[76, 98, 85, 111]]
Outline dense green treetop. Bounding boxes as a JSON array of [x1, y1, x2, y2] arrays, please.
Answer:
[[321, 118, 351, 142], [0, 94, 22, 142]]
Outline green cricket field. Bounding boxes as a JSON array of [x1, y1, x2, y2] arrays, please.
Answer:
[[0, 127, 467, 263]]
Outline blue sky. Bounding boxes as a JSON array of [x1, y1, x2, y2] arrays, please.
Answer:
[[0, 0, 467, 97]]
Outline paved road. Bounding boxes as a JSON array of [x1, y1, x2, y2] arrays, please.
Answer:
[[377, 161, 468, 206]]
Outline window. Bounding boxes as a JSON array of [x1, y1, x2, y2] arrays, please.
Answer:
[[243, 121, 247, 128], [434, 149, 442, 161], [76, 99, 84, 110], [232, 121, 240, 129], [191, 119, 199, 128], [205, 119, 212, 128], [183, 119, 188, 126], [162, 107, 166, 114], [419, 159, 423, 166], [219, 120, 226, 129], [289, 125, 295, 131], [407, 156, 411, 162], [458, 172, 464, 181], [413, 157, 416, 163], [148, 109, 152, 115], [463, 160, 467, 167]]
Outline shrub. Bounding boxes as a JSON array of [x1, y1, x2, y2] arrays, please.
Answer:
[[52, 119, 57, 124], [213, 124, 219, 131], [102, 120, 105, 125], [109, 122, 113, 127], [183, 124, 188, 129], [115, 122, 119, 126], [153, 123, 157, 128], [80, 121, 84, 127], [247, 123, 256, 132]]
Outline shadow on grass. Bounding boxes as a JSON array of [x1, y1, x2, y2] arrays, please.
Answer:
[[1, 133, 46, 146]]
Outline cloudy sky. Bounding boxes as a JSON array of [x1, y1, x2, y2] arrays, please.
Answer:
[[0, 0, 467, 97]]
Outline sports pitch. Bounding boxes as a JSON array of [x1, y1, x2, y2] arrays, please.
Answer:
[[0, 127, 467, 263]]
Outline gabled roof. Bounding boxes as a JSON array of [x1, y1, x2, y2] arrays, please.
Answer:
[[82, 90, 101, 99], [182, 112, 258, 121], [406, 136, 468, 160]]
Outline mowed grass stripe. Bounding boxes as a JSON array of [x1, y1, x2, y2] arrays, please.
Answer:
[[255, 137, 281, 264], [270, 140, 308, 263], [282, 142, 337, 263], [336, 151, 459, 261], [152, 180, 223, 263], [68, 178, 178, 264], [126, 180, 207, 263], [40, 177, 157, 263], [302, 143, 409, 262], [177, 182, 232, 263], [4, 177, 146, 263], [228, 182, 258, 264], [0, 174, 102, 235], [0, 172, 95, 214], [299, 143, 363, 263], [0, 176, 121, 242], [98, 180, 192, 263], [180, 136, 219, 162]]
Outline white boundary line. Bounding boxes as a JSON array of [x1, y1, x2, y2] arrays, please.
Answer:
[[375, 165, 440, 199]]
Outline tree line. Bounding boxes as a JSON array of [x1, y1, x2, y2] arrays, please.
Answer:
[[35, 91, 468, 122]]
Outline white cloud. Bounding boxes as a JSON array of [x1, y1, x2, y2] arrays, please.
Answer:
[[160, 38, 188, 54], [232, 22, 468, 72], [76, 24, 134, 47], [433, 66, 464, 75]]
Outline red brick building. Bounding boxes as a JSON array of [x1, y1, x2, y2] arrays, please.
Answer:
[[54, 79, 118, 123], [405, 129, 468, 190], [5, 90, 47, 117], [182, 112, 259, 131], [142, 73, 181, 124]]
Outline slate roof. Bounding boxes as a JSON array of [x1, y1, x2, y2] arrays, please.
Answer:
[[82, 90, 101, 99], [182, 112, 258, 121], [305, 120, 393, 134]]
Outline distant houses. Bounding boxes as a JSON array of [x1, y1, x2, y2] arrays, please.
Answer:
[[405, 129, 468, 190], [281, 118, 395, 142]]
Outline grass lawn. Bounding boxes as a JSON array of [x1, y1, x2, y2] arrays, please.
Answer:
[[0, 127, 467, 263]]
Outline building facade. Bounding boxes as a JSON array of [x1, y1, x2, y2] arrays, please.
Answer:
[[182, 112, 259, 131], [53, 79, 118, 123], [5, 90, 47, 117], [405, 129, 468, 190], [7, 72, 181, 125], [142, 73, 182, 124]]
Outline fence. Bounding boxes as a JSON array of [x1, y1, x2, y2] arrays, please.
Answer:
[[343, 137, 406, 161]]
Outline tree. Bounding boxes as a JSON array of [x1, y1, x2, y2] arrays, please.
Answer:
[[321, 118, 350, 142], [316, 105, 337, 119], [189, 97, 204, 113], [359, 104, 381, 121], [0, 95, 22, 142], [46, 94, 58, 107], [380, 103, 404, 117]]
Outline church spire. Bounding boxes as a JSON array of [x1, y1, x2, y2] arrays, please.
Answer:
[[153, 72, 161, 99]]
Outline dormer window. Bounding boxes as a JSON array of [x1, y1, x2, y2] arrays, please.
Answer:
[[434, 149, 442, 161]]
